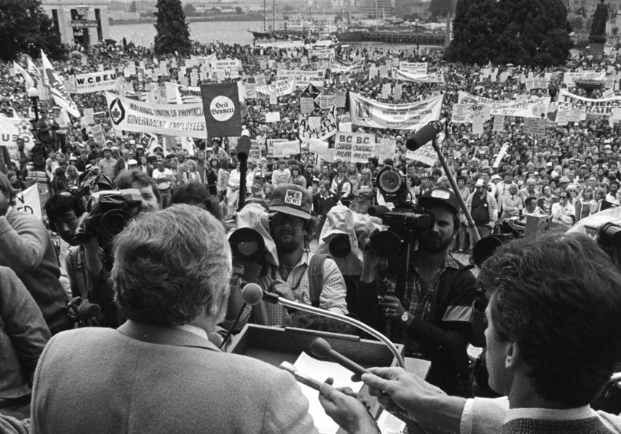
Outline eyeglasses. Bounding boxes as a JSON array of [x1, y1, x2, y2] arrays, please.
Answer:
[[270, 213, 304, 227]]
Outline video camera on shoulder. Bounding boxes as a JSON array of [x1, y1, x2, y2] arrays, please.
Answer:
[[366, 167, 434, 274]]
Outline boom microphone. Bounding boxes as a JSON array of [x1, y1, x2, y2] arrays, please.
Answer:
[[405, 120, 444, 151], [219, 283, 263, 349], [310, 337, 370, 381]]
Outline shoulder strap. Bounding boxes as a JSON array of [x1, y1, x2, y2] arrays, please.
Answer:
[[309, 254, 330, 307]]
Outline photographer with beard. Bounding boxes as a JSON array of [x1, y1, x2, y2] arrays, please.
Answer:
[[375, 188, 477, 397]]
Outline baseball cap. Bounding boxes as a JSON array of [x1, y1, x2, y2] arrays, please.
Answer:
[[418, 188, 460, 215], [269, 184, 312, 219]]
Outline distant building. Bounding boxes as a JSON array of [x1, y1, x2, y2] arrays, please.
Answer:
[[395, 0, 430, 18], [40, 0, 111, 47]]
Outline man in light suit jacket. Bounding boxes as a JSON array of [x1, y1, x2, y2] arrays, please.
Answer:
[[30, 204, 378, 434]]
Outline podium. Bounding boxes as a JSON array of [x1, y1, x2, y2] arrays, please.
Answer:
[[229, 324, 431, 433]]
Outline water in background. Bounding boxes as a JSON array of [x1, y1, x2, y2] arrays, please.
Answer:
[[109, 20, 285, 47]]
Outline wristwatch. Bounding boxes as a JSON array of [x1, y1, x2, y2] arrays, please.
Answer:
[[401, 311, 411, 323]]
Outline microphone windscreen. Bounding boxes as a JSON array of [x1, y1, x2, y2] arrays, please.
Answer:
[[367, 205, 389, 218], [310, 337, 332, 358], [405, 124, 439, 151], [78, 302, 101, 319], [242, 283, 264, 306]]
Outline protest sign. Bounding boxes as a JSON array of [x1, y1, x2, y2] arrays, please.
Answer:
[[316, 94, 336, 109], [91, 124, 105, 144], [105, 92, 206, 138], [558, 90, 621, 118], [523, 118, 546, 137], [271, 140, 300, 157], [493, 115, 505, 132], [301, 97, 315, 114], [266, 112, 281, 123], [333, 132, 376, 163], [392, 69, 444, 83], [15, 185, 42, 220], [349, 93, 443, 130], [83, 108, 95, 125], [266, 138, 287, 156], [257, 77, 296, 97], [299, 106, 338, 142], [399, 62, 427, 75], [377, 138, 396, 163], [202, 82, 244, 136], [405, 144, 436, 166]]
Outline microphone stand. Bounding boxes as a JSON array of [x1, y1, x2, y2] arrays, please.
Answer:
[[269, 295, 406, 368]]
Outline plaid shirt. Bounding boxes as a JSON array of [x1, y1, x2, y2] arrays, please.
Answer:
[[398, 254, 461, 355], [251, 252, 348, 326]]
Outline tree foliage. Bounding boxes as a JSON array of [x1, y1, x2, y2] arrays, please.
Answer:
[[129, 1, 137, 13], [183, 3, 197, 16], [0, 0, 66, 62], [445, 0, 573, 68], [429, 0, 454, 19], [154, 0, 191, 57]]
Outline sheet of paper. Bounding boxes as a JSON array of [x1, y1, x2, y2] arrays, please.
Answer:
[[377, 410, 406, 434], [294, 351, 364, 434]]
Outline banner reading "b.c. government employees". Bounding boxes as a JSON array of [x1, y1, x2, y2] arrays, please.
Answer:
[[105, 92, 206, 138]]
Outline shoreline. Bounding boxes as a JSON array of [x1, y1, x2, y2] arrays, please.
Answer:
[[110, 14, 267, 26]]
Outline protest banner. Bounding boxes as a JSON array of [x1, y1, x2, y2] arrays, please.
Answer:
[[392, 69, 445, 83], [212, 59, 242, 73], [277, 70, 324, 88], [271, 140, 300, 157], [335, 91, 347, 108], [200, 83, 242, 137], [457, 91, 549, 118], [349, 92, 443, 130], [563, 71, 606, 86], [309, 48, 334, 59], [330, 59, 363, 74], [105, 92, 206, 138], [333, 132, 376, 163], [0, 115, 35, 159], [405, 144, 436, 166], [316, 94, 336, 109], [377, 138, 396, 163], [15, 185, 42, 220], [165, 82, 202, 104], [399, 62, 427, 75], [557, 89, 621, 118], [299, 106, 338, 142], [472, 113, 485, 135], [493, 115, 505, 132], [256, 77, 296, 97], [249, 139, 262, 159], [73, 70, 117, 94], [266, 138, 287, 156], [300, 97, 315, 114], [41, 51, 80, 118], [523, 118, 546, 137]]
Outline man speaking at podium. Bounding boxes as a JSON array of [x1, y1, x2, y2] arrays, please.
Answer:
[[28, 205, 378, 434]]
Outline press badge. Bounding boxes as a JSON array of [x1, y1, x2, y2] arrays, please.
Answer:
[[284, 190, 303, 206]]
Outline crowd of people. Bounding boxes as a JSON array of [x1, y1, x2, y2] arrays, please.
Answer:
[[1, 32, 621, 434]]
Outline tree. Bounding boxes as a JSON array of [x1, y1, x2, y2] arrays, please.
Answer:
[[445, 0, 573, 68], [0, 0, 66, 61], [235, 6, 243, 14], [129, 1, 137, 13], [154, 0, 191, 57], [429, 0, 453, 19], [183, 3, 196, 16]]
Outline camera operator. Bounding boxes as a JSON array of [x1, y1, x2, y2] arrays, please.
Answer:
[[0, 173, 72, 335], [373, 188, 477, 396]]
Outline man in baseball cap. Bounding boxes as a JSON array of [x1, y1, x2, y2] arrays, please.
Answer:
[[242, 183, 348, 327], [378, 187, 478, 395]]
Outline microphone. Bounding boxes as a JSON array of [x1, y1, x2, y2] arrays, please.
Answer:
[[279, 361, 324, 392], [367, 205, 390, 218], [253, 291, 406, 368], [219, 283, 263, 349], [310, 338, 370, 381], [77, 301, 101, 321], [405, 120, 444, 151]]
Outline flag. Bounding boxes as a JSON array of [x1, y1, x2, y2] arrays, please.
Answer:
[[40, 51, 81, 118], [26, 57, 41, 83], [200, 82, 242, 137], [0, 115, 36, 159], [13, 62, 34, 89]]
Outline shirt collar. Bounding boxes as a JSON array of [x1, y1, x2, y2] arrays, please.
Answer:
[[175, 324, 209, 341], [504, 406, 595, 424]]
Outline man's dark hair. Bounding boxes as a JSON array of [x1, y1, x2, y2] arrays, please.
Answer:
[[524, 196, 537, 207], [45, 193, 83, 223], [478, 234, 621, 407], [171, 183, 223, 222], [114, 169, 160, 202]]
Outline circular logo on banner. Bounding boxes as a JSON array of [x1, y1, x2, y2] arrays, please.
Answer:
[[210, 96, 235, 122]]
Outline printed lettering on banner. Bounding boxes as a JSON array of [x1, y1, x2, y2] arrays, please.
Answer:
[[83, 108, 95, 125], [266, 112, 280, 123], [271, 140, 300, 158], [249, 139, 261, 159], [301, 97, 315, 114], [557, 90, 619, 119], [523, 118, 546, 137], [256, 77, 296, 97], [399, 62, 428, 75], [405, 144, 436, 166], [255, 74, 267, 87], [315, 94, 336, 109], [0, 116, 35, 159], [105, 92, 206, 138], [14, 185, 42, 220], [334, 132, 377, 163], [299, 106, 338, 143], [349, 92, 443, 130]]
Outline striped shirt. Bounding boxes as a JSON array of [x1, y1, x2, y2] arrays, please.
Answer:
[[251, 252, 348, 326]]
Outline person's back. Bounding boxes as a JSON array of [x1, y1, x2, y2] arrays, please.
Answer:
[[30, 325, 316, 434]]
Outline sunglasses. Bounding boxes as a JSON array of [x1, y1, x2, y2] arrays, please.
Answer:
[[270, 213, 304, 227]]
